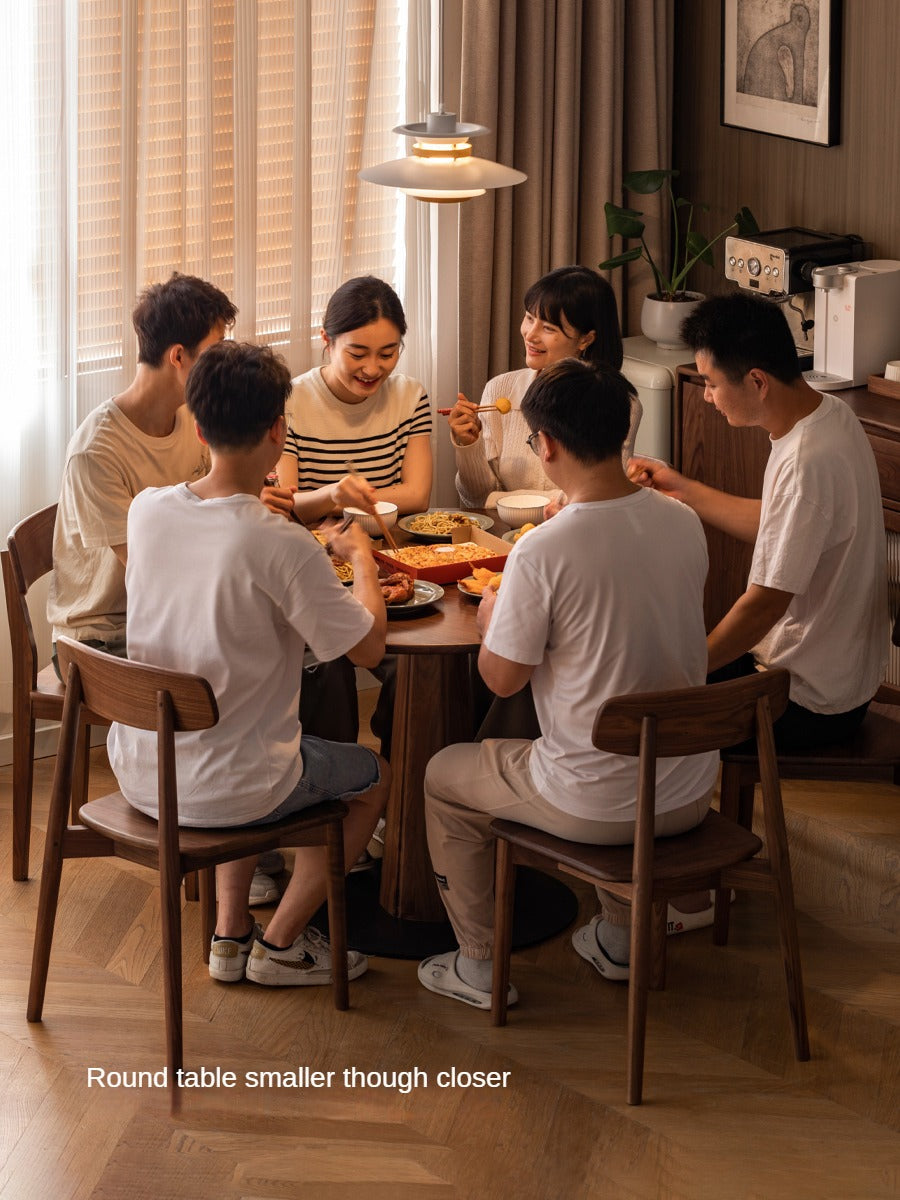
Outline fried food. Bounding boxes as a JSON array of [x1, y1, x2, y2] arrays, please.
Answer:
[[379, 542, 497, 569], [380, 571, 415, 605], [311, 528, 353, 583], [406, 511, 476, 536], [460, 566, 503, 596], [512, 522, 536, 542]]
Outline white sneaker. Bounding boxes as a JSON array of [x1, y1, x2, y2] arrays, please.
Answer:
[[667, 890, 736, 936], [367, 817, 386, 860], [249, 869, 280, 906], [246, 926, 367, 987], [417, 950, 518, 1010], [209, 921, 263, 983], [571, 917, 629, 982]]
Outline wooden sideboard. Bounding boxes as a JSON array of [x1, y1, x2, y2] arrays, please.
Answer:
[[674, 368, 900, 630]]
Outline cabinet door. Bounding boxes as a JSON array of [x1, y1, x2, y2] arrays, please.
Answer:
[[676, 377, 771, 630]]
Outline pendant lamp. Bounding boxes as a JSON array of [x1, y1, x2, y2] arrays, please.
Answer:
[[358, 2, 526, 203]]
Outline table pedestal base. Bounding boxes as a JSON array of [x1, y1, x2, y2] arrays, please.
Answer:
[[312, 863, 580, 960]]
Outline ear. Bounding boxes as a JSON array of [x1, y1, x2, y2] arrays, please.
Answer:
[[168, 343, 187, 370], [579, 329, 596, 354], [746, 367, 769, 394], [538, 431, 557, 461], [193, 420, 209, 447], [320, 328, 330, 352]]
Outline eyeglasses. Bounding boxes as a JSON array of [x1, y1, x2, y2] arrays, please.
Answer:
[[525, 431, 541, 455]]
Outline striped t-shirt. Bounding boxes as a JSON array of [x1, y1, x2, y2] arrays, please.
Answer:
[[284, 367, 432, 490]]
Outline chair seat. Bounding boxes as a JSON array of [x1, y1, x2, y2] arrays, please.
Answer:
[[490, 809, 763, 885], [31, 665, 66, 719], [80, 791, 348, 867], [724, 705, 900, 771]]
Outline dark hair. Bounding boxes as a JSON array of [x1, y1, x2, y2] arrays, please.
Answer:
[[680, 292, 802, 384], [523, 266, 623, 370], [322, 275, 407, 341], [133, 272, 237, 367], [185, 341, 292, 450], [521, 358, 634, 464]]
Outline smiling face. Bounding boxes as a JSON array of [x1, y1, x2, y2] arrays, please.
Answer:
[[695, 350, 765, 427], [321, 317, 402, 404], [520, 309, 594, 371]]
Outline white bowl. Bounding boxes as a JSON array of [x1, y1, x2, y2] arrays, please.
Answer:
[[343, 500, 398, 538], [495, 494, 547, 528]]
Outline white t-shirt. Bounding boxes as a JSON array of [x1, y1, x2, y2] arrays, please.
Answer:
[[48, 400, 209, 643], [750, 393, 888, 712], [454, 368, 643, 509], [107, 484, 375, 826], [283, 367, 431, 490], [484, 489, 719, 819]]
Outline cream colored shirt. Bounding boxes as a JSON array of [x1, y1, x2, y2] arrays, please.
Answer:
[[48, 400, 208, 642]]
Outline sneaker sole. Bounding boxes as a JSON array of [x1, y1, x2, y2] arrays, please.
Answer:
[[571, 924, 629, 982], [246, 956, 368, 987]]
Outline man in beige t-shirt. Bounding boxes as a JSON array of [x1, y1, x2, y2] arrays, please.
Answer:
[[48, 272, 237, 657]]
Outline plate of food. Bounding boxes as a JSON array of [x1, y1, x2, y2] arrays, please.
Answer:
[[500, 522, 537, 546], [381, 573, 445, 617], [398, 508, 494, 542], [457, 566, 503, 601], [311, 528, 353, 584]]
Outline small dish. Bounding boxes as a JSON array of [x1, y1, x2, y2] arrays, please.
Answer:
[[495, 494, 548, 527], [343, 500, 398, 538], [385, 579, 445, 617], [457, 576, 484, 602]]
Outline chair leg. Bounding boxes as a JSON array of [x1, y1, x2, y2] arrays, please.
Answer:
[[325, 821, 349, 1011], [159, 863, 184, 1114], [649, 900, 667, 990], [26, 821, 66, 1022], [491, 837, 516, 1027], [199, 869, 216, 960], [183, 872, 200, 902], [627, 883, 653, 1106], [712, 884, 732, 946], [11, 706, 36, 881]]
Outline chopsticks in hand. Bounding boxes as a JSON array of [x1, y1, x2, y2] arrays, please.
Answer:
[[264, 473, 303, 524], [344, 459, 399, 549]]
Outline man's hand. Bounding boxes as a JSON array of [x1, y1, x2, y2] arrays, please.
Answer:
[[448, 393, 483, 447], [326, 519, 376, 566], [626, 456, 689, 501], [261, 484, 296, 520], [330, 473, 377, 515], [476, 580, 499, 637]]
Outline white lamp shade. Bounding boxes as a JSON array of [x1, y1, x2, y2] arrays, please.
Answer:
[[359, 154, 526, 196]]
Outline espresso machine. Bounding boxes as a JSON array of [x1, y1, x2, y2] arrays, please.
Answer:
[[725, 227, 868, 370]]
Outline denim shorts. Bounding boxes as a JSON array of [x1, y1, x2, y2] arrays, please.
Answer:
[[246, 736, 381, 826]]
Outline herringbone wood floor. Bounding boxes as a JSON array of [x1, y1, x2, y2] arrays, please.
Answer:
[[1, 692, 898, 1199]]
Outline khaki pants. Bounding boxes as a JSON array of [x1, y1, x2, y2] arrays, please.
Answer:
[[424, 739, 713, 959]]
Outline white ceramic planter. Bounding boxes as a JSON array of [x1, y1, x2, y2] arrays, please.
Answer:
[[640, 292, 704, 350]]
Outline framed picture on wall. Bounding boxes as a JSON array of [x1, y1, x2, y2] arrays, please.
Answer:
[[721, 0, 841, 146]]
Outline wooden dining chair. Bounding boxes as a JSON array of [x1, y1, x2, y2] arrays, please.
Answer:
[[490, 669, 810, 1106], [27, 638, 352, 1112], [2, 504, 97, 880], [719, 611, 900, 849]]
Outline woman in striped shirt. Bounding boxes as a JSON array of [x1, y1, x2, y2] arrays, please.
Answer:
[[278, 276, 433, 520]]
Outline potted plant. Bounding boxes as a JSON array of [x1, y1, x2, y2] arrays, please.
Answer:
[[599, 168, 759, 348]]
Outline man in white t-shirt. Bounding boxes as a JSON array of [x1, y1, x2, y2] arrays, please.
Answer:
[[418, 361, 719, 1010], [629, 292, 888, 750], [108, 341, 390, 987], [48, 272, 237, 661]]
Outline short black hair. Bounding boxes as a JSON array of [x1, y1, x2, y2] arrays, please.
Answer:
[[521, 358, 635, 464], [680, 292, 802, 384], [185, 341, 292, 450], [523, 266, 623, 370], [322, 275, 407, 341], [132, 272, 237, 367]]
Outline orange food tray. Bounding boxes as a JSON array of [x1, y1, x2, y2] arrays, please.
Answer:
[[373, 526, 510, 583]]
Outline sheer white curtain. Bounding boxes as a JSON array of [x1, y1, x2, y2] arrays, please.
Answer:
[[0, 0, 430, 713]]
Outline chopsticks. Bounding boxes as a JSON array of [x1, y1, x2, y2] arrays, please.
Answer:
[[265, 473, 304, 524], [344, 460, 399, 549], [436, 402, 508, 416]]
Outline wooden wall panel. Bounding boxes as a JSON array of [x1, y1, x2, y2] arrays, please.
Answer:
[[672, 2, 900, 299]]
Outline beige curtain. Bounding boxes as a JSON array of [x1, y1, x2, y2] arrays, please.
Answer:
[[457, 0, 673, 398]]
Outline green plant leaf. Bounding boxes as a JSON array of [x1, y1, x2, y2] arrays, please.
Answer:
[[623, 168, 676, 194], [685, 230, 714, 268], [598, 247, 644, 270], [604, 202, 645, 239], [734, 206, 759, 235]]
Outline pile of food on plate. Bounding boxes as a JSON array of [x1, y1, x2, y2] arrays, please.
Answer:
[[405, 510, 475, 535], [311, 528, 353, 583], [379, 570, 415, 605], [379, 541, 497, 569], [511, 522, 537, 542], [459, 566, 503, 596]]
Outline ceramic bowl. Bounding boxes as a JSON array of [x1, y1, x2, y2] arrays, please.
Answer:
[[342, 501, 398, 538], [495, 494, 547, 528]]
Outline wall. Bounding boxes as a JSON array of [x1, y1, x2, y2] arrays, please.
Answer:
[[673, 1, 900, 297]]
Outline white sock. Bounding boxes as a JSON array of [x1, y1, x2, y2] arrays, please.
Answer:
[[595, 918, 630, 965], [456, 954, 493, 991]]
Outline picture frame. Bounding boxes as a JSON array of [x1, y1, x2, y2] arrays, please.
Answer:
[[721, 0, 841, 146]]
